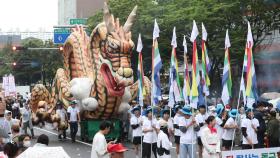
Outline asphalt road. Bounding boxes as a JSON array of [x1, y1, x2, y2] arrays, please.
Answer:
[[29, 124, 178, 158]]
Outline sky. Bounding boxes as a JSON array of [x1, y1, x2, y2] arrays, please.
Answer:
[[0, 0, 58, 32]]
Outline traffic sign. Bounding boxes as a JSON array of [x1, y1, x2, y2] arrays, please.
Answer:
[[53, 29, 70, 44], [70, 18, 87, 25]]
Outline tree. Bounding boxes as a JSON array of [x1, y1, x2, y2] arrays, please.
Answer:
[[87, 0, 279, 99]]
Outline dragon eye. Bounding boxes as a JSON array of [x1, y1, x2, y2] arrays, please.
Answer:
[[108, 42, 118, 49]]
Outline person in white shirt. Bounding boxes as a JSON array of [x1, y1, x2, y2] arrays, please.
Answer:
[[56, 101, 68, 141], [201, 116, 221, 158], [179, 106, 199, 158], [20, 102, 34, 138], [67, 100, 80, 143], [173, 104, 182, 157], [195, 105, 209, 158], [142, 106, 159, 158], [91, 121, 112, 158], [5, 111, 20, 128], [157, 119, 172, 158], [241, 108, 259, 149], [159, 109, 173, 138], [215, 104, 227, 140], [222, 109, 238, 150], [130, 106, 142, 158]]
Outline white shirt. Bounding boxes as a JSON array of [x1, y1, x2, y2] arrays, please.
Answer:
[[241, 118, 259, 145], [67, 106, 79, 122], [195, 113, 209, 137], [130, 115, 142, 137], [56, 109, 67, 122], [222, 117, 235, 140], [142, 117, 158, 143], [215, 117, 224, 139], [201, 127, 221, 156], [91, 132, 109, 158], [6, 118, 19, 128], [157, 130, 172, 158], [179, 117, 197, 144], [21, 107, 31, 123], [173, 114, 182, 136]]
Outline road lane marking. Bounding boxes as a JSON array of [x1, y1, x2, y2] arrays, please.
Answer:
[[34, 127, 92, 147]]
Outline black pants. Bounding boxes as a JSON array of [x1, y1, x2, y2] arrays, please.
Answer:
[[69, 122, 78, 141], [242, 144, 257, 149], [142, 142, 157, 158], [269, 140, 279, 147]]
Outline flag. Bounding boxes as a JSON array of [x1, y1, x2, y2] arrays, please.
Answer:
[[183, 36, 191, 105], [190, 20, 199, 109], [168, 27, 183, 108], [244, 22, 258, 108], [152, 19, 162, 105], [221, 30, 232, 105], [137, 34, 146, 106], [201, 23, 210, 96]]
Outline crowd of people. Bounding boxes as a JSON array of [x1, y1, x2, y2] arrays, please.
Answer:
[[126, 101, 280, 158]]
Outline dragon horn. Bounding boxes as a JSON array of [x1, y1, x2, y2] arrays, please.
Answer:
[[103, 2, 114, 32], [123, 5, 138, 33]]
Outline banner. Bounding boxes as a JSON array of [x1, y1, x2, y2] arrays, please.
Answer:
[[222, 147, 280, 158]]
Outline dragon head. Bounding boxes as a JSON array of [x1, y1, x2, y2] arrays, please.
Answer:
[[90, 2, 137, 97]]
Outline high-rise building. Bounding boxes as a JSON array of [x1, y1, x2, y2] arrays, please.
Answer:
[[58, 0, 104, 25]]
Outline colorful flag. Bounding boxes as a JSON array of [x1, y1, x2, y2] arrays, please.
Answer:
[[244, 22, 258, 107], [221, 30, 232, 105], [201, 23, 210, 96], [151, 19, 162, 105], [190, 20, 199, 109], [168, 27, 183, 108], [183, 36, 191, 105], [136, 34, 146, 106]]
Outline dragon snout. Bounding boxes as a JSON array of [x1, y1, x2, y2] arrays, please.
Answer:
[[117, 67, 133, 78]]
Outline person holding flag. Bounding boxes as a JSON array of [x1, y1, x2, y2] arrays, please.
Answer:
[[130, 106, 142, 158], [173, 104, 183, 158], [221, 30, 232, 107]]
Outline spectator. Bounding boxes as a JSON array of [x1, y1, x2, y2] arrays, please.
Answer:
[[241, 108, 259, 149], [91, 121, 112, 158], [67, 100, 80, 143], [12, 100, 20, 119], [5, 111, 19, 128], [0, 103, 11, 145], [254, 102, 266, 148], [267, 110, 280, 147], [34, 134, 49, 147], [201, 116, 221, 158], [11, 124, 21, 143], [20, 102, 34, 138], [3, 142, 19, 158], [17, 134, 31, 154], [56, 101, 68, 141]]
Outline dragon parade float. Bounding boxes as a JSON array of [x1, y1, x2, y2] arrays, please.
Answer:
[[29, 2, 151, 141]]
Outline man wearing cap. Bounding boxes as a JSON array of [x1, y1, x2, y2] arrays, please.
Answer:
[[107, 143, 128, 158], [173, 104, 182, 158], [56, 101, 68, 141], [241, 108, 259, 149], [142, 106, 159, 158], [195, 105, 209, 158], [67, 100, 80, 143], [222, 109, 238, 150], [179, 106, 198, 158], [130, 106, 142, 158]]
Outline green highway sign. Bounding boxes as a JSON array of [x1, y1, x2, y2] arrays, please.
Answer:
[[70, 18, 87, 25]]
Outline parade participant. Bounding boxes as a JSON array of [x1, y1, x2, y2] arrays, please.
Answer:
[[34, 134, 49, 147], [179, 106, 198, 158], [130, 106, 142, 158], [91, 121, 112, 158], [241, 108, 259, 149], [56, 101, 68, 141], [67, 100, 80, 143], [254, 102, 266, 148], [215, 104, 227, 139], [159, 109, 173, 137], [20, 102, 34, 138], [222, 109, 238, 150], [107, 143, 128, 158], [157, 119, 172, 158], [142, 106, 158, 158], [195, 105, 209, 158], [267, 110, 280, 147], [208, 106, 216, 116], [201, 116, 221, 158], [173, 104, 182, 158], [3, 142, 19, 158]]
